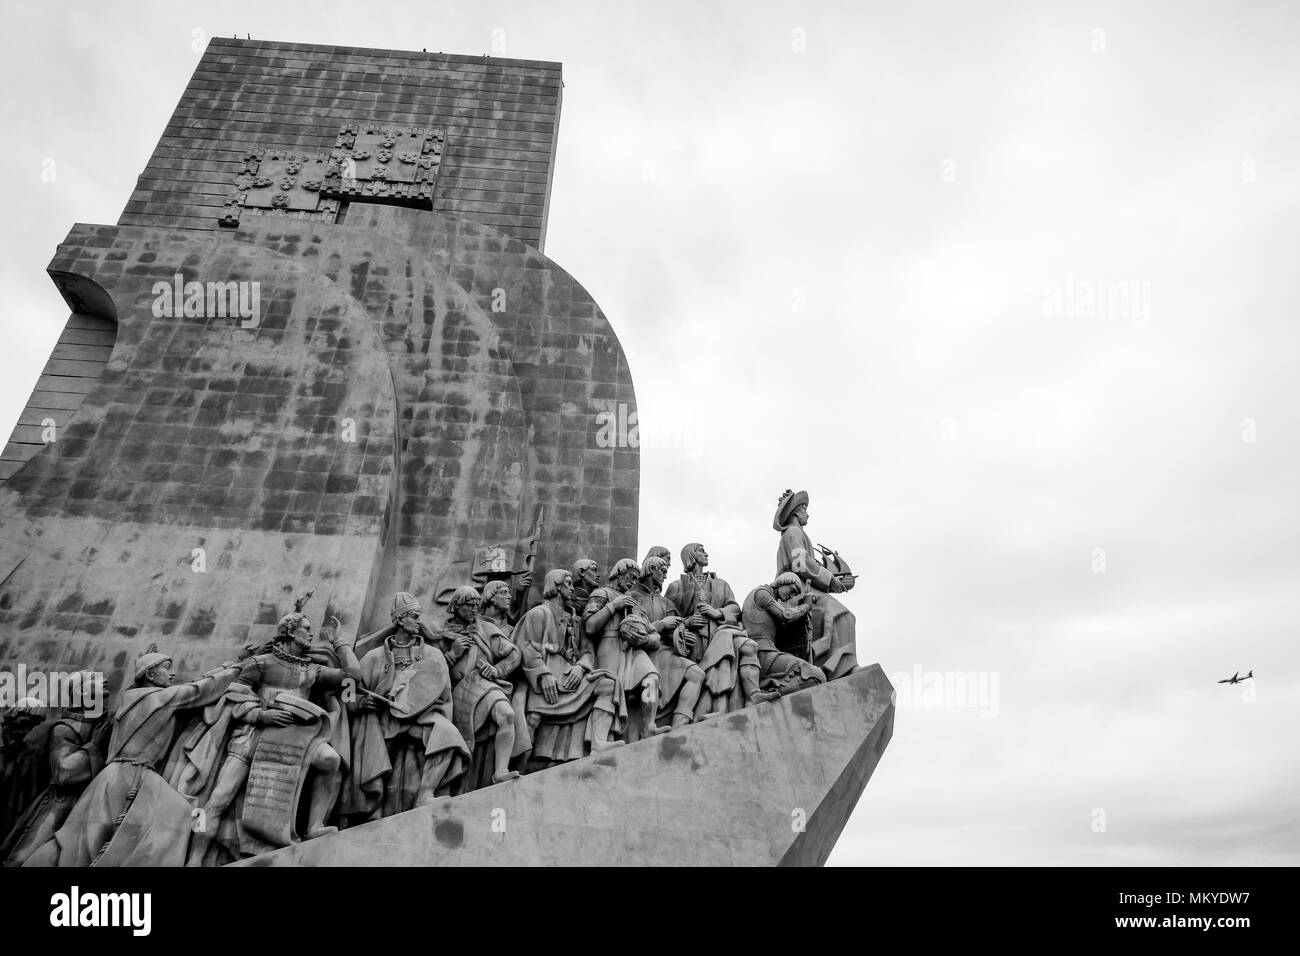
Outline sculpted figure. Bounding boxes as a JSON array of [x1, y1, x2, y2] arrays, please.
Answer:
[[430, 586, 523, 788], [773, 489, 860, 678], [24, 648, 240, 867], [569, 558, 600, 619], [343, 594, 470, 822], [666, 543, 781, 713], [513, 569, 624, 767], [644, 546, 672, 576], [629, 555, 707, 729], [471, 544, 535, 625], [741, 572, 827, 696], [1, 699, 48, 843], [192, 607, 360, 862], [583, 558, 668, 742], [1, 672, 107, 867], [479, 579, 515, 637]]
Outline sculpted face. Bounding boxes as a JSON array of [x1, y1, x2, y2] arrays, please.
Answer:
[[794, 503, 809, 527], [578, 563, 600, 589], [693, 545, 709, 570], [490, 588, 511, 611], [649, 563, 666, 589], [397, 610, 422, 635], [150, 662, 176, 687], [455, 596, 480, 624], [290, 618, 314, 652], [556, 572, 575, 601], [615, 567, 638, 593]]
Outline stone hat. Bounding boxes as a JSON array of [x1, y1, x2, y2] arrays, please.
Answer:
[[644, 546, 671, 565], [481, 580, 511, 603], [772, 571, 802, 590], [572, 557, 598, 577], [391, 592, 422, 623], [680, 542, 703, 570], [449, 585, 481, 610], [133, 651, 172, 681], [608, 557, 639, 581], [772, 489, 809, 531], [640, 555, 667, 577]]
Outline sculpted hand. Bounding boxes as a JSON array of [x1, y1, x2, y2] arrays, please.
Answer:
[[540, 673, 559, 705], [455, 634, 474, 650], [478, 661, 501, 681], [657, 615, 683, 634], [559, 668, 583, 693], [261, 710, 294, 727], [611, 594, 636, 611], [698, 603, 724, 621], [686, 613, 706, 630], [518, 569, 534, 591], [359, 695, 382, 712]]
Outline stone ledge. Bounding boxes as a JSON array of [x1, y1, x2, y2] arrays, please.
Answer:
[[236, 664, 894, 867]]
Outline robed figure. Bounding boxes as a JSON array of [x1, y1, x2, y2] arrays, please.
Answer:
[[24, 650, 239, 867], [1, 673, 107, 867], [343, 593, 470, 821], [665, 543, 781, 714], [513, 569, 624, 767]]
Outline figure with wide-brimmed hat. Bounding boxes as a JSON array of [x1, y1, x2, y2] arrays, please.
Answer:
[[773, 489, 861, 679]]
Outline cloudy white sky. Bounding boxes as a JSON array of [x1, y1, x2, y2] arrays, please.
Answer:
[[2, 0, 1297, 865]]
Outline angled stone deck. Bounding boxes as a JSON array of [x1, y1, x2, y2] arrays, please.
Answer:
[[237, 664, 894, 867]]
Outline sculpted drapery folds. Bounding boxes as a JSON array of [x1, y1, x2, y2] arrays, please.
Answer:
[[342, 593, 470, 823], [741, 572, 827, 696], [430, 586, 523, 788], [773, 489, 861, 679], [0, 699, 48, 844], [1, 672, 108, 867], [191, 608, 361, 863], [23, 650, 240, 868], [666, 543, 781, 715], [583, 557, 667, 742], [513, 569, 625, 767], [629, 555, 706, 729]]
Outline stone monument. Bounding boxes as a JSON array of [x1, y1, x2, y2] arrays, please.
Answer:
[[0, 40, 892, 867]]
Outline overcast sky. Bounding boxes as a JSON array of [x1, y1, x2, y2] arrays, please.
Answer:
[[2, 0, 1297, 865]]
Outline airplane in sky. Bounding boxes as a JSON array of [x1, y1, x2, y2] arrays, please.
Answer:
[[1217, 670, 1254, 685]]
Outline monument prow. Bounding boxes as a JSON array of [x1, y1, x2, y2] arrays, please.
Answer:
[[237, 665, 894, 867]]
